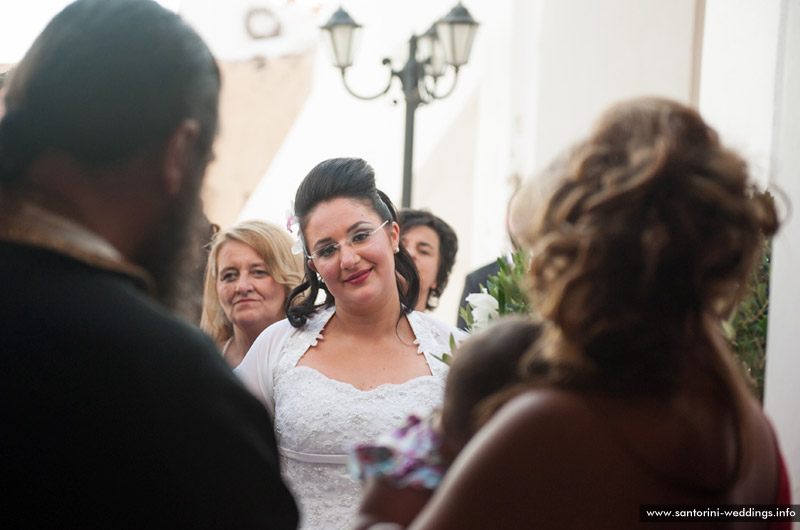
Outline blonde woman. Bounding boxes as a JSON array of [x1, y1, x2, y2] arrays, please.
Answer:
[[201, 220, 304, 368]]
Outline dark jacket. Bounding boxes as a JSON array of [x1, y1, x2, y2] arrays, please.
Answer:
[[0, 232, 298, 529]]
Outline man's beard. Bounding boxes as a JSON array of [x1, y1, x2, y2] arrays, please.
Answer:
[[133, 179, 207, 320]]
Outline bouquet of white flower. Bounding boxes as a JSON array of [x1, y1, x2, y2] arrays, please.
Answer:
[[460, 248, 533, 333]]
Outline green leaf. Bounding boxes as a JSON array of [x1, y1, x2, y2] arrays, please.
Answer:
[[725, 234, 773, 402], [497, 256, 512, 276], [459, 306, 474, 329]]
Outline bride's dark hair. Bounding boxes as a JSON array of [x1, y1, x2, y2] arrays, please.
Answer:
[[520, 97, 779, 395], [286, 157, 420, 328]]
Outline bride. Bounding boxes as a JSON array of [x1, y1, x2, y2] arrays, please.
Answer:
[[236, 157, 465, 529]]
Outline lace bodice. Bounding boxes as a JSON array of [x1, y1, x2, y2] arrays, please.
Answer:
[[268, 307, 458, 530]]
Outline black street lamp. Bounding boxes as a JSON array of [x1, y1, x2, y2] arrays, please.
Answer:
[[321, 3, 479, 208]]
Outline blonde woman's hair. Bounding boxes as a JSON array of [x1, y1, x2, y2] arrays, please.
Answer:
[[200, 220, 304, 344]]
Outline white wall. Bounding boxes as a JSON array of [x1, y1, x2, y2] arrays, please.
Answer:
[[423, 0, 701, 323], [700, 0, 799, 505], [534, 0, 698, 169], [764, 0, 800, 509], [179, 0, 318, 61], [699, 0, 782, 187]]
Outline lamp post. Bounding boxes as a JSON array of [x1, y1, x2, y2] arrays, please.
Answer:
[[321, 3, 478, 208]]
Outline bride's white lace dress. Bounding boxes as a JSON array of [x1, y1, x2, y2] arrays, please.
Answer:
[[235, 307, 464, 530]]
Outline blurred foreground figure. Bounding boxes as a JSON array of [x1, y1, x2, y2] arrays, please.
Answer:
[[367, 98, 790, 530], [0, 1, 297, 528]]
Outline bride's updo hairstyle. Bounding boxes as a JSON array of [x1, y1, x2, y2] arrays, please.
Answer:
[[286, 157, 420, 327], [522, 97, 778, 394]]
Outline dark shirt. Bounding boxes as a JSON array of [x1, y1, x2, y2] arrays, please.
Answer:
[[0, 241, 298, 529]]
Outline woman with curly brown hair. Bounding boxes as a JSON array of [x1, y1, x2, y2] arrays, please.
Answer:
[[357, 98, 790, 529]]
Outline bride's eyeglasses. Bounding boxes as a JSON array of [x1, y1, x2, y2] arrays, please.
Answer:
[[307, 220, 389, 263]]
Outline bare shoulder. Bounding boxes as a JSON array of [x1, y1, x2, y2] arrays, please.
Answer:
[[409, 386, 783, 530], [450, 387, 609, 478], [410, 388, 622, 530], [497, 386, 596, 422], [472, 386, 603, 448]]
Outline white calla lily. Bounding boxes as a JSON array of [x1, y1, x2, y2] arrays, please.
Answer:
[[466, 289, 499, 330]]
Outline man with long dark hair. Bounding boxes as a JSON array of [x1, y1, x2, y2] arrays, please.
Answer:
[[0, 1, 297, 527]]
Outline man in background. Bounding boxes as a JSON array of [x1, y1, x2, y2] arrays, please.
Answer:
[[0, 1, 297, 527]]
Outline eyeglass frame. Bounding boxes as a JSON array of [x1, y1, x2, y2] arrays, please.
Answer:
[[306, 220, 390, 262]]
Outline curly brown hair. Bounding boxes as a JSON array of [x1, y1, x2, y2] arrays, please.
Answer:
[[520, 97, 778, 394]]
